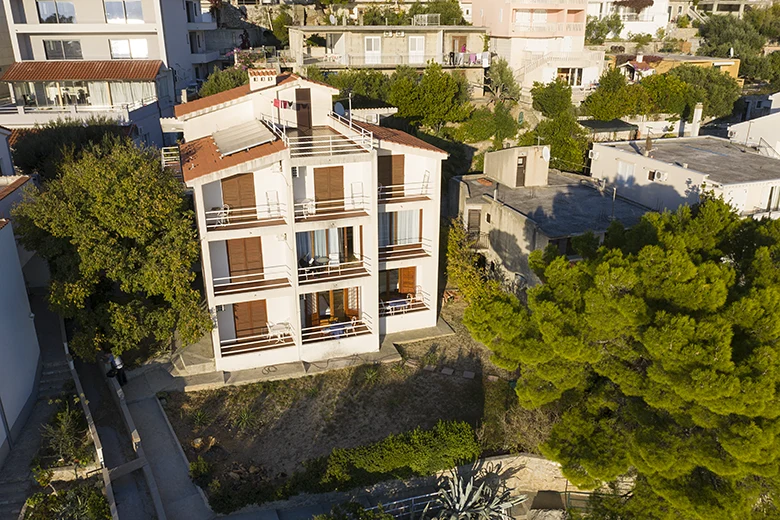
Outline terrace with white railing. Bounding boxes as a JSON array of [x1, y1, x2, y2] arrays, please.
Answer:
[[301, 314, 373, 344], [379, 237, 433, 262], [298, 256, 371, 285], [379, 289, 432, 317], [204, 201, 287, 232], [293, 193, 371, 222], [378, 180, 432, 203], [220, 322, 297, 357], [212, 265, 293, 297], [0, 97, 158, 126], [262, 112, 373, 158]]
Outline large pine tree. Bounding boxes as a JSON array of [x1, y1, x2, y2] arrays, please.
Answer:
[[461, 199, 780, 518]]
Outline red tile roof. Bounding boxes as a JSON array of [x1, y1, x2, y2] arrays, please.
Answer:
[[249, 69, 277, 77], [174, 73, 301, 118], [180, 134, 286, 182], [0, 176, 31, 202], [628, 60, 653, 71], [352, 121, 447, 155], [0, 60, 163, 82]]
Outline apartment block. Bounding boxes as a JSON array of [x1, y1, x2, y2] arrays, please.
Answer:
[[0, 0, 220, 143], [288, 25, 489, 91], [587, 0, 669, 39], [162, 70, 446, 372]]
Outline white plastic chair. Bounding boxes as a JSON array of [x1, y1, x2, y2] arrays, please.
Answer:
[[266, 190, 280, 218], [327, 252, 340, 274], [216, 204, 230, 226]]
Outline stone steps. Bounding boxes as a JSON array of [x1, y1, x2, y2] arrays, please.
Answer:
[[37, 361, 72, 400], [0, 478, 31, 520]]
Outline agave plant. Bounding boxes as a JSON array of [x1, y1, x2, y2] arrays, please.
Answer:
[[433, 471, 526, 520]]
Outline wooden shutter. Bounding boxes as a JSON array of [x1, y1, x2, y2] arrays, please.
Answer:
[[378, 156, 393, 187], [391, 155, 405, 186], [233, 300, 268, 338], [221, 173, 255, 209], [398, 267, 417, 295], [295, 88, 312, 133], [345, 287, 360, 318], [314, 166, 344, 211], [227, 237, 264, 281], [305, 293, 319, 327], [467, 209, 481, 235]]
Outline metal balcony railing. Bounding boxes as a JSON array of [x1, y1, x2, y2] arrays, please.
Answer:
[[220, 324, 296, 357], [301, 314, 372, 344], [212, 265, 292, 296], [379, 289, 432, 317], [204, 202, 286, 231], [293, 194, 370, 221], [298, 257, 371, 284], [377, 181, 432, 202], [378, 237, 433, 261]]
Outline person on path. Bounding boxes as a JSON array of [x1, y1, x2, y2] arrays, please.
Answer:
[[106, 352, 128, 386]]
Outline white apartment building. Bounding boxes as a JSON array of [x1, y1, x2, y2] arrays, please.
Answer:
[[162, 70, 446, 373], [0, 0, 220, 144], [472, 0, 604, 95], [587, 0, 669, 39]]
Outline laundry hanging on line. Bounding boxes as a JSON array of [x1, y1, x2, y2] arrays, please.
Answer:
[[272, 99, 294, 109]]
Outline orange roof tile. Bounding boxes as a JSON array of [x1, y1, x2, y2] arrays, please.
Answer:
[[0, 60, 163, 81], [0, 176, 30, 201], [174, 73, 302, 118], [180, 134, 286, 182], [249, 69, 277, 77], [352, 121, 447, 155]]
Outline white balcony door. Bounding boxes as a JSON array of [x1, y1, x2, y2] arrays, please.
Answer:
[[409, 36, 425, 64], [365, 36, 381, 64]]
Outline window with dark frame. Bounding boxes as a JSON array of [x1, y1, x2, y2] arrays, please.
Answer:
[[43, 40, 83, 60], [37, 1, 75, 23], [104, 0, 143, 23]]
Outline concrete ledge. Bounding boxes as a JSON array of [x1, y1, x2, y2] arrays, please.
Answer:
[[50, 461, 102, 482]]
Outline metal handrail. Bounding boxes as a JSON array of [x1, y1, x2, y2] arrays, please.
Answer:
[[298, 258, 370, 282], [213, 265, 292, 292], [205, 202, 286, 228], [367, 491, 441, 518], [379, 238, 433, 259], [377, 181, 432, 200], [0, 97, 157, 114], [293, 194, 369, 220], [220, 324, 296, 349], [301, 315, 372, 342], [379, 291, 432, 317]]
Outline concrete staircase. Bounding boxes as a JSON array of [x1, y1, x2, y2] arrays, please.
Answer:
[[0, 476, 30, 520], [37, 360, 72, 400]]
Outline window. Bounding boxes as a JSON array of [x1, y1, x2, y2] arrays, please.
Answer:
[[105, 0, 143, 23], [378, 210, 421, 248], [514, 10, 531, 25], [557, 67, 583, 86], [533, 9, 548, 23], [44, 40, 82, 60], [110, 39, 148, 59], [616, 160, 635, 183], [37, 1, 75, 23]]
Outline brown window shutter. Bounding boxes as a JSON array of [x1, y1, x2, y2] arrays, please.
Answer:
[[378, 156, 393, 187], [398, 266, 417, 295], [345, 287, 360, 318], [221, 173, 255, 209], [391, 155, 405, 186], [227, 237, 264, 280]]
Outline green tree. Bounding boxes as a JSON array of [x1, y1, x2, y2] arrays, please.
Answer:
[[13, 138, 212, 361], [199, 67, 249, 98], [518, 111, 588, 172], [629, 32, 653, 52], [698, 14, 766, 59], [417, 62, 472, 130], [464, 198, 780, 519], [604, 13, 625, 38], [582, 68, 638, 120], [485, 58, 521, 105], [586, 14, 623, 44], [744, 3, 780, 41], [329, 69, 391, 100], [409, 0, 465, 25], [639, 72, 698, 116], [387, 65, 421, 119], [362, 5, 408, 25], [530, 78, 573, 118], [667, 64, 740, 118], [271, 7, 293, 47], [304, 65, 327, 82], [10, 118, 125, 181], [676, 14, 690, 28]]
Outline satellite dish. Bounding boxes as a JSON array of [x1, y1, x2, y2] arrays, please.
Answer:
[[334, 102, 346, 117], [329, 14, 337, 24], [542, 147, 551, 162]]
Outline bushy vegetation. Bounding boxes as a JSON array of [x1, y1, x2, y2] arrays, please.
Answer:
[[314, 503, 393, 520], [13, 137, 211, 360], [530, 79, 573, 118], [363, 0, 465, 26], [40, 396, 93, 468], [205, 420, 480, 513], [199, 67, 249, 98], [582, 65, 740, 120], [10, 118, 125, 180], [453, 197, 780, 519], [585, 14, 624, 44], [25, 480, 110, 520]]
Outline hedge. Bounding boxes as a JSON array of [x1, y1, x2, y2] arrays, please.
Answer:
[[207, 420, 480, 513]]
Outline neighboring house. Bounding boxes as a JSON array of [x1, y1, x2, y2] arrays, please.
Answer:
[[0, 0, 221, 144], [0, 124, 12, 174], [287, 25, 489, 92], [587, 0, 670, 39], [739, 91, 780, 121], [161, 70, 446, 373], [728, 111, 780, 159], [588, 136, 780, 218], [579, 118, 639, 141], [449, 145, 649, 285], [460, 0, 473, 22], [695, 0, 772, 18], [0, 175, 47, 283], [0, 218, 41, 469], [613, 54, 741, 83], [472, 0, 604, 96]]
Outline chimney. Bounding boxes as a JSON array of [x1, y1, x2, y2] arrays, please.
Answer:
[[180, 88, 188, 104], [636, 54, 643, 63], [644, 134, 652, 156], [249, 68, 280, 91], [493, 183, 499, 202], [691, 102, 704, 137]]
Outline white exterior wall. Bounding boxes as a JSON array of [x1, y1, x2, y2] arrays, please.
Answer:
[[589, 142, 707, 211], [0, 129, 13, 176], [729, 112, 780, 155], [0, 221, 40, 467], [587, 0, 670, 39]]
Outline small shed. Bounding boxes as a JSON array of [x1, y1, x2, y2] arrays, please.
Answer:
[[579, 119, 639, 142]]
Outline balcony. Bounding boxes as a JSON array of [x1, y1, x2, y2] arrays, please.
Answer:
[[190, 50, 221, 64], [213, 265, 292, 297], [301, 315, 372, 344], [0, 98, 157, 126], [379, 238, 433, 262], [263, 112, 373, 158], [298, 258, 370, 285], [204, 202, 286, 232], [304, 53, 486, 68], [512, 0, 587, 4], [379, 289, 432, 317], [220, 324, 296, 357], [293, 195, 369, 222], [513, 22, 584, 35], [378, 181, 432, 204]]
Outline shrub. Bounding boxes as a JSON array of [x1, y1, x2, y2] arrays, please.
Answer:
[[40, 398, 92, 467], [199, 67, 249, 98], [677, 15, 690, 28], [530, 79, 572, 118], [189, 456, 213, 486], [322, 420, 480, 488], [314, 503, 394, 519], [24, 480, 110, 520]]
